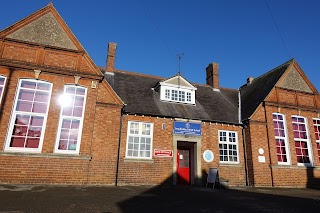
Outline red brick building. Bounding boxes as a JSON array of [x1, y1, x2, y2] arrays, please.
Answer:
[[241, 60, 320, 188], [1, 4, 319, 188], [0, 4, 123, 185]]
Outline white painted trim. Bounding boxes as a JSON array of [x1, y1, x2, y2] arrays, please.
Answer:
[[0, 75, 7, 105], [218, 130, 240, 164], [272, 113, 291, 165], [4, 79, 52, 153], [54, 85, 87, 154], [291, 115, 313, 167], [125, 121, 154, 160]]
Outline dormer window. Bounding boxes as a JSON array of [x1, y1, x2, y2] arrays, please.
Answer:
[[158, 75, 196, 105]]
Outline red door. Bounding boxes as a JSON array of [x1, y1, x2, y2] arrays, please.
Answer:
[[177, 149, 190, 185]]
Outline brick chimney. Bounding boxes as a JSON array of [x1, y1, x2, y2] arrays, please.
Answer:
[[106, 42, 117, 73], [206, 62, 219, 90]]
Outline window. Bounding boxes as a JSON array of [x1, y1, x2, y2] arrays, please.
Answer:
[[313, 119, 320, 161], [0, 75, 6, 104], [159, 76, 196, 105], [292, 116, 312, 166], [219, 130, 239, 163], [5, 79, 52, 152], [161, 87, 195, 104], [165, 89, 170, 99], [272, 113, 290, 164], [186, 92, 191, 102], [178, 90, 185, 102], [126, 121, 153, 159], [55, 85, 87, 154]]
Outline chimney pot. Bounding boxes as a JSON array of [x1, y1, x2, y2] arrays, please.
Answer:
[[247, 76, 254, 85]]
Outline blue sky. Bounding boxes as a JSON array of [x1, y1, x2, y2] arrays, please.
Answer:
[[0, 0, 319, 90]]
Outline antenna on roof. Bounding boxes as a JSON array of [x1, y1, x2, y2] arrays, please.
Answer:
[[177, 53, 184, 75]]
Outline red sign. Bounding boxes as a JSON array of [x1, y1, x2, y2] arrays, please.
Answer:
[[154, 149, 173, 157]]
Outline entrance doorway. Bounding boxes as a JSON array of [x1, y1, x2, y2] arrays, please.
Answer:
[[176, 142, 195, 185]]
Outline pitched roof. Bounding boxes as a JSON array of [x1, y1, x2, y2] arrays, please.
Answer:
[[106, 70, 240, 124], [240, 59, 294, 120]]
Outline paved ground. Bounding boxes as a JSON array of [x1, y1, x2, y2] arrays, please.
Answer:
[[0, 184, 320, 213]]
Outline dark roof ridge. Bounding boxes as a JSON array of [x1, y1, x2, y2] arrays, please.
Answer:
[[111, 68, 239, 91], [114, 69, 164, 80], [195, 84, 238, 91], [240, 58, 294, 89]]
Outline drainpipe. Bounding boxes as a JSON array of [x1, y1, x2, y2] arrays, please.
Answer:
[[241, 124, 249, 186], [263, 101, 274, 187], [115, 105, 125, 186], [239, 90, 249, 186]]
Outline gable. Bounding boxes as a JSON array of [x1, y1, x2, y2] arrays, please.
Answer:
[[0, 3, 104, 76], [278, 66, 313, 93], [7, 12, 77, 50], [162, 75, 195, 89]]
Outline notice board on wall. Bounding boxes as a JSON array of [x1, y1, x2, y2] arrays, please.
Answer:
[[206, 168, 220, 188]]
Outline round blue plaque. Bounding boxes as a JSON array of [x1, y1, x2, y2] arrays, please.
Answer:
[[203, 150, 214, 163]]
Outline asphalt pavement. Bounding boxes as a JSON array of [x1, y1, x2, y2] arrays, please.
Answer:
[[0, 184, 320, 212]]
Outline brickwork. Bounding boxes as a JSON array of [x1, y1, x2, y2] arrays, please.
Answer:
[[245, 87, 320, 187], [0, 8, 123, 185], [117, 115, 246, 187]]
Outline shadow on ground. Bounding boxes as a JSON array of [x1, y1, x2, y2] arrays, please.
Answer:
[[117, 185, 320, 213], [0, 182, 320, 212]]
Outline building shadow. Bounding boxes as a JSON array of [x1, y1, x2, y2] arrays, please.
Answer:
[[116, 173, 320, 213], [307, 167, 320, 190]]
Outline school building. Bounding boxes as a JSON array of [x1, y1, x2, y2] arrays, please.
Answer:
[[0, 3, 319, 188]]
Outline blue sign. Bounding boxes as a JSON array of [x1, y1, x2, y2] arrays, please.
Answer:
[[173, 121, 201, 136]]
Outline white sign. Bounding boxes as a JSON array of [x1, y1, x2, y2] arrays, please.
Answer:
[[258, 148, 264, 155], [258, 156, 265, 163], [203, 150, 214, 163]]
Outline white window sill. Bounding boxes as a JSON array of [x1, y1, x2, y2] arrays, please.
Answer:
[[0, 151, 91, 160], [124, 158, 154, 163], [271, 164, 320, 169], [219, 162, 241, 166]]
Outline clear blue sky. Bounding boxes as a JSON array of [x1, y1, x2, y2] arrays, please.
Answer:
[[0, 0, 319, 91]]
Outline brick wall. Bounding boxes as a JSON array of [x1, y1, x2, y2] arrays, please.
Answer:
[[117, 115, 246, 187], [0, 38, 122, 185], [246, 88, 320, 188]]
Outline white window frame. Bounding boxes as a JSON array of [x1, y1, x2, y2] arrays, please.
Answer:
[[126, 121, 153, 159], [312, 118, 320, 162], [218, 130, 239, 164], [5, 79, 52, 153], [272, 113, 291, 165], [160, 85, 195, 104], [291, 115, 313, 166], [54, 85, 87, 154], [0, 75, 7, 105]]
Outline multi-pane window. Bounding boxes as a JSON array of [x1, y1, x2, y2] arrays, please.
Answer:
[[178, 91, 185, 102], [292, 116, 312, 165], [126, 121, 153, 159], [161, 87, 194, 104], [272, 113, 290, 164], [313, 119, 320, 161], [186, 92, 191, 102], [5, 79, 52, 152], [55, 85, 87, 154], [165, 89, 170, 99], [219, 130, 239, 163], [0, 75, 6, 104], [171, 90, 178, 101]]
